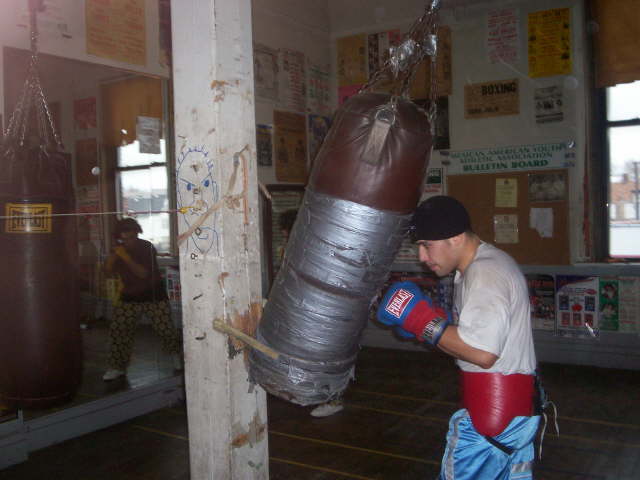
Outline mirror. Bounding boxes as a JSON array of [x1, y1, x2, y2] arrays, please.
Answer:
[[1, 46, 182, 419]]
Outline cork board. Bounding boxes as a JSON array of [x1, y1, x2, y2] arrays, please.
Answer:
[[447, 169, 570, 265]]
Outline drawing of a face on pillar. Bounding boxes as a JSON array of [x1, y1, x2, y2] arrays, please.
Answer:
[[177, 146, 220, 255]]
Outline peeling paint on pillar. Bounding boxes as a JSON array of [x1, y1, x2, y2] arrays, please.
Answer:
[[231, 412, 266, 448], [211, 79, 230, 102], [222, 301, 263, 360]]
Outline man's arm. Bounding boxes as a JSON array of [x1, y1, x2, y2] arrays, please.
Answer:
[[377, 281, 498, 370], [114, 246, 148, 279], [437, 326, 498, 369]]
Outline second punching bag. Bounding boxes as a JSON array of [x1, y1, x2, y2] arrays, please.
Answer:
[[250, 92, 432, 405]]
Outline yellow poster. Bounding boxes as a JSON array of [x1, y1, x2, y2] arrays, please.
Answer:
[[528, 8, 572, 78], [86, 0, 146, 66], [337, 34, 368, 87], [411, 26, 453, 99], [495, 178, 518, 208], [5, 203, 52, 234], [464, 78, 519, 119], [273, 111, 308, 183]]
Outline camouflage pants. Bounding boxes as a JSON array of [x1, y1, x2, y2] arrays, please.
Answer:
[[107, 299, 180, 370]]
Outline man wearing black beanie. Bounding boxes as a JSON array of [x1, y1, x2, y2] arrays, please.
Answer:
[[377, 195, 541, 479]]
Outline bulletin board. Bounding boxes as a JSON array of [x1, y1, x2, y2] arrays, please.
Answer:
[[447, 169, 570, 265]]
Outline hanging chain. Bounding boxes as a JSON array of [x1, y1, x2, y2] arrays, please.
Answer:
[[360, 0, 441, 128], [3, 2, 63, 150]]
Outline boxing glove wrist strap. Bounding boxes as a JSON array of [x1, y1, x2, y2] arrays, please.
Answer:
[[401, 301, 451, 346], [420, 315, 450, 345]]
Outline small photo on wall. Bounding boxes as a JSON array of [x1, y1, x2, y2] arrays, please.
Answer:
[[528, 171, 566, 202]]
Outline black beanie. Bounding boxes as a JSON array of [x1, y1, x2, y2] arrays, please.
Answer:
[[409, 195, 471, 241]]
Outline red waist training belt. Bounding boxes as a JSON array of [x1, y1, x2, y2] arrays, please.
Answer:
[[460, 371, 534, 437]]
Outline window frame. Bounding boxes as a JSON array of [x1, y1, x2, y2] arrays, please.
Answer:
[[113, 80, 176, 256], [597, 85, 640, 260]]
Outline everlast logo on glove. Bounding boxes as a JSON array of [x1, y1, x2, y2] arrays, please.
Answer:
[[385, 289, 414, 318]]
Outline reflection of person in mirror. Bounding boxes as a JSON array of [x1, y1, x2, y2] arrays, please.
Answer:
[[102, 218, 182, 381]]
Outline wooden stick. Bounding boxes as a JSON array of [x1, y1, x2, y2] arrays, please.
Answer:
[[212, 319, 280, 361]]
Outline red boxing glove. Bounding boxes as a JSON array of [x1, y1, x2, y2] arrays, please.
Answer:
[[401, 297, 451, 346]]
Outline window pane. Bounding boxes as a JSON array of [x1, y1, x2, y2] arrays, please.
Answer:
[[607, 81, 640, 122], [608, 126, 640, 258], [118, 139, 166, 167], [118, 167, 170, 252]]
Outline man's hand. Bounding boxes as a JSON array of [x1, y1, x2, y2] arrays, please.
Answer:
[[114, 246, 133, 263], [377, 281, 451, 346]]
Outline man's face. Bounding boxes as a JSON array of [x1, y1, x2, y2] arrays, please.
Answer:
[[119, 230, 138, 248], [417, 238, 458, 277]]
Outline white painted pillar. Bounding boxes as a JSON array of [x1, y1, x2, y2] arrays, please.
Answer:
[[171, 1, 268, 478]]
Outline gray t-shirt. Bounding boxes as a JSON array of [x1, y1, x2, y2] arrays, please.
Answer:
[[453, 242, 537, 375]]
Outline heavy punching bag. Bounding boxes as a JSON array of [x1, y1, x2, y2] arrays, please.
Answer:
[[250, 3, 441, 405], [0, 5, 81, 408]]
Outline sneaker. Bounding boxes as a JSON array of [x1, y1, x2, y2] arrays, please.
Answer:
[[172, 353, 183, 371], [310, 400, 344, 417], [102, 369, 126, 381]]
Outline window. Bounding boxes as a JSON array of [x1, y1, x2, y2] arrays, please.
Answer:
[[116, 138, 171, 252], [605, 81, 640, 259]]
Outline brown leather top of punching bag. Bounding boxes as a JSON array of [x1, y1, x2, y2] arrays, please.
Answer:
[[309, 92, 432, 213]]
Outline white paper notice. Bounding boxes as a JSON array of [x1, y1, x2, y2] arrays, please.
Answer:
[[530, 207, 553, 237]]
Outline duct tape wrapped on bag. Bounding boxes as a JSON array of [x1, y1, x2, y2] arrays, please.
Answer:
[[249, 2, 441, 405]]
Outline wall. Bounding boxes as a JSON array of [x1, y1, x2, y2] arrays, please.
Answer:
[[252, 0, 331, 185], [0, 0, 169, 124], [326, 0, 640, 369]]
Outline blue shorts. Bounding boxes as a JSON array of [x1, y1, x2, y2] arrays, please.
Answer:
[[439, 409, 540, 480]]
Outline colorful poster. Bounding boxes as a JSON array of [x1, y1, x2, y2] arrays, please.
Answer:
[[269, 189, 304, 273], [338, 84, 362, 105], [86, 0, 146, 66], [165, 265, 182, 303], [279, 49, 306, 112], [528, 8, 572, 78], [75, 138, 99, 186], [74, 98, 97, 130], [394, 236, 420, 266], [254, 43, 279, 101], [367, 29, 402, 93], [307, 114, 331, 170], [493, 214, 519, 243], [367, 30, 402, 76], [424, 167, 444, 196], [256, 124, 273, 167], [464, 78, 519, 119], [76, 185, 101, 241], [599, 278, 619, 331], [414, 97, 449, 150], [444, 142, 573, 175], [337, 34, 368, 87], [555, 275, 599, 338], [307, 64, 330, 115], [535, 85, 564, 123], [495, 178, 518, 208], [273, 111, 307, 183], [487, 8, 519, 64], [526, 274, 556, 331], [619, 277, 640, 333], [410, 26, 452, 98]]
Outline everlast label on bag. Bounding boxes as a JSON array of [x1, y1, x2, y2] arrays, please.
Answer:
[[5, 203, 52, 233]]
